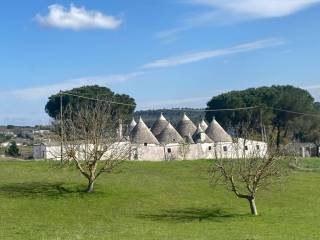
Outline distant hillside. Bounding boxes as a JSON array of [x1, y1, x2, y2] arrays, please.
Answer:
[[134, 108, 205, 127]]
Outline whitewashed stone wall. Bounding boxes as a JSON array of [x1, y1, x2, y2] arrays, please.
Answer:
[[34, 139, 267, 161]]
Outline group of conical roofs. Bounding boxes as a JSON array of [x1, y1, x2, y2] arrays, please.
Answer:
[[129, 113, 232, 145]]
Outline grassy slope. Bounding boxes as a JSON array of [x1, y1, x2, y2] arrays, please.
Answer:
[[0, 159, 319, 240]]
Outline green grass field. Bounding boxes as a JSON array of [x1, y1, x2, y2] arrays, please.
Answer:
[[0, 159, 319, 239], [297, 157, 320, 169]]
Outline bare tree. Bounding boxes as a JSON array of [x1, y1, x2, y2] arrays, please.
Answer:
[[210, 126, 288, 215], [178, 140, 191, 160], [53, 102, 131, 193]]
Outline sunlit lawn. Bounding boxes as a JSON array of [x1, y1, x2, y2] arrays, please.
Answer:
[[0, 159, 319, 239]]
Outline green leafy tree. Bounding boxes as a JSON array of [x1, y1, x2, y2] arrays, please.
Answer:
[[298, 104, 320, 156], [206, 85, 319, 148], [45, 85, 136, 123], [0, 134, 11, 143], [6, 142, 20, 157]]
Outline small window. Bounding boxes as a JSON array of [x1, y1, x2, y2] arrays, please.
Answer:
[[245, 146, 248, 151], [256, 145, 260, 150], [144, 143, 148, 146], [223, 146, 228, 152], [208, 146, 212, 151], [167, 148, 172, 153], [173, 138, 176, 142]]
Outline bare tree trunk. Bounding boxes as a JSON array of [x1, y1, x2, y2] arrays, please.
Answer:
[[276, 125, 281, 150], [86, 179, 95, 193], [248, 197, 258, 216]]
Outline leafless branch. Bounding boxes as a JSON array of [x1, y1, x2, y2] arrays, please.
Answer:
[[52, 102, 131, 192]]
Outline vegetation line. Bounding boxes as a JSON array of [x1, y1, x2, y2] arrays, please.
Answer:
[[60, 91, 320, 118]]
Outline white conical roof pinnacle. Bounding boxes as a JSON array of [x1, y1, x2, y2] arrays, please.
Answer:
[[205, 117, 232, 142], [129, 117, 137, 132], [130, 117, 137, 125], [130, 117, 159, 144], [200, 118, 208, 130], [182, 113, 191, 121], [177, 113, 197, 137], [159, 112, 166, 121], [197, 123, 204, 131], [151, 113, 169, 136]]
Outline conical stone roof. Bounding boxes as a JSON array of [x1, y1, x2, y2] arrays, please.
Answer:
[[156, 122, 184, 145], [176, 113, 197, 139], [205, 117, 232, 142], [194, 124, 204, 135], [129, 118, 137, 133], [193, 124, 213, 143], [151, 113, 169, 136], [200, 119, 208, 131], [184, 133, 195, 144], [130, 117, 159, 144]]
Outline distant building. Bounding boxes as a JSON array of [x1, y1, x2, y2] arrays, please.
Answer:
[[1, 141, 22, 148], [33, 130, 51, 135], [34, 113, 267, 161], [1, 142, 10, 147]]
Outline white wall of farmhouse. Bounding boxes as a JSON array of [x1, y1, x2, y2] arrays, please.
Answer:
[[33, 144, 61, 160], [131, 144, 164, 161], [34, 139, 267, 161]]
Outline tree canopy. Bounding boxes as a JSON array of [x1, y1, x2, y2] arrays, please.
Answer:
[[206, 85, 320, 147], [5, 141, 20, 157], [45, 85, 136, 123]]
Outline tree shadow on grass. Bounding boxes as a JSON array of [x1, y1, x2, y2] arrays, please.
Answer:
[[0, 182, 87, 198], [138, 207, 248, 223]]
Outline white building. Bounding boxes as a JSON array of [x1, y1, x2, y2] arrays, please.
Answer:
[[1, 142, 11, 147], [34, 113, 267, 161]]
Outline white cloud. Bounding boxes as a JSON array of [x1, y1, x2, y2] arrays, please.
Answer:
[[157, 0, 320, 40], [186, 0, 320, 18], [35, 4, 122, 30], [155, 26, 191, 40], [8, 72, 144, 100], [141, 38, 284, 69]]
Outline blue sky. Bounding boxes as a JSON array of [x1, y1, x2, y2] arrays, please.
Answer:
[[0, 0, 320, 125]]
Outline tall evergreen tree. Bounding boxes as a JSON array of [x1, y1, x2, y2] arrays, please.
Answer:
[[206, 85, 320, 147], [45, 85, 136, 123]]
